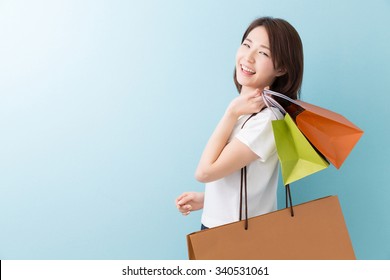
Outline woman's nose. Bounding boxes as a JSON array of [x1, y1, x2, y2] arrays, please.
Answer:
[[244, 50, 256, 63]]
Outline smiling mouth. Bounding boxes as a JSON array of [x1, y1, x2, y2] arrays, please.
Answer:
[[241, 64, 256, 75]]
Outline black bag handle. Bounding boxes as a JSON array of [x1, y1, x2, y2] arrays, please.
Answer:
[[239, 166, 249, 230], [239, 113, 294, 230], [285, 184, 294, 217]]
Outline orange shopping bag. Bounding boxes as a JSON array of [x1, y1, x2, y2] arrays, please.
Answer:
[[263, 89, 364, 168]]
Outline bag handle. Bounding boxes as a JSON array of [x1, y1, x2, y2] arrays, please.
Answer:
[[285, 184, 294, 217], [239, 105, 295, 230], [263, 89, 300, 106], [262, 92, 287, 116], [239, 167, 294, 230], [239, 166, 249, 230]]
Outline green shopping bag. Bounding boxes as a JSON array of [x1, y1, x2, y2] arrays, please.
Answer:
[[272, 113, 329, 185]]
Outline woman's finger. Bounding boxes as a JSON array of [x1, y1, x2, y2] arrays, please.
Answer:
[[177, 193, 194, 206], [178, 204, 192, 212]]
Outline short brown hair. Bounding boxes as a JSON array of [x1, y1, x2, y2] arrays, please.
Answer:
[[234, 17, 304, 104]]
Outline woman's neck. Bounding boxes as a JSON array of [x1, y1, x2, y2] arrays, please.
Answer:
[[240, 86, 257, 96]]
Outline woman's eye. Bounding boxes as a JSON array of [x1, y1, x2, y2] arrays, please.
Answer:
[[259, 51, 269, 57], [242, 43, 250, 48]]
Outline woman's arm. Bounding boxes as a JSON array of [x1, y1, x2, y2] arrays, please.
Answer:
[[195, 89, 265, 183]]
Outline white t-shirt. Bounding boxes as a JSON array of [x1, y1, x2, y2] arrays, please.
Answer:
[[201, 107, 282, 228]]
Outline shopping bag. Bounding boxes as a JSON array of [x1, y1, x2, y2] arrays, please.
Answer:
[[286, 101, 363, 168], [271, 113, 329, 185], [264, 90, 364, 169], [187, 195, 356, 260]]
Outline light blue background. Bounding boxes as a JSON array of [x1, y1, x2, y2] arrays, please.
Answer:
[[0, 0, 389, 260]]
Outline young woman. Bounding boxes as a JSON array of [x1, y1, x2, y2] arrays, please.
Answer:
[[176, 17, 304, 229]]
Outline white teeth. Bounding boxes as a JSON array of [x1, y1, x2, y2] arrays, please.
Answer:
[[242, 65, 255, 74]]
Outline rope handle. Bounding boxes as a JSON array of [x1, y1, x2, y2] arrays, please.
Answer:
[[263, 89, 300, 106], [285, 184, 294, 217], [239, 167, 249, 230], [239, 92, 296, 230]]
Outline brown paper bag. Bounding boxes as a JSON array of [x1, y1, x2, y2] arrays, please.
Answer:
[[187, 196, 355, 260]]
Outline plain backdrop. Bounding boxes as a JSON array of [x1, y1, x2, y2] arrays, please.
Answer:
[[0, 0, 389, 259]]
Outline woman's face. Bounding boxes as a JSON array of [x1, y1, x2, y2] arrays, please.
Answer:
[[235, 26, 283, 92]]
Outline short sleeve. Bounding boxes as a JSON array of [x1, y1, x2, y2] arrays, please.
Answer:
[[235, 108, 281, 162]]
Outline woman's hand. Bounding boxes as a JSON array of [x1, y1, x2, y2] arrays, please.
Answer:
[[175, 192, 205, 216], [227, 88, 266, 118]]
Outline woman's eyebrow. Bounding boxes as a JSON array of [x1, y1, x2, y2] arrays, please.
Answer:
[[244, 38, 270, 50], [260, 44, 270, 50]]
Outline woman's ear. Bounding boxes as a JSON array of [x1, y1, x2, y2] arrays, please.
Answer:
[[276, 67, 287, 77]]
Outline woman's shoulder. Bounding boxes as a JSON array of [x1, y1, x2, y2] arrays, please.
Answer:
[[255, 107, 283, 121], [239, 108, 282, 131]]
